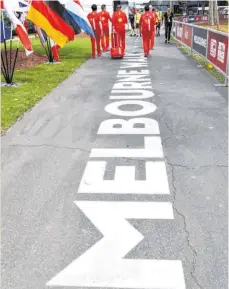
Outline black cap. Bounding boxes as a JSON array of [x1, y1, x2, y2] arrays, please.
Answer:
[[101, 4, 106, 10], [145, 5, 149, 11], [91, 4, 97, 11]]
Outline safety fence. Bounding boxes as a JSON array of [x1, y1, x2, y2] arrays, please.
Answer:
[[175, 10, 228, 24], [173, 20, 228, 85]]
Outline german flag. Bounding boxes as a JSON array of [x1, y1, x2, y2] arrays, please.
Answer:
[[27, 0, 75, 48], [44, 1, 81, 35]]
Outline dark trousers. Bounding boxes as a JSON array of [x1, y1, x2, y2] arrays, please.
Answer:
[[165, 24, 172, 41]]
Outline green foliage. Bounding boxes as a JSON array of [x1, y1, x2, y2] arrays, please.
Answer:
[[1, 37, 91, 131], [178, 44, 225, 84]]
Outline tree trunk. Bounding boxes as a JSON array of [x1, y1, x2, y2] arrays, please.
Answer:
[[213, 0, 220, 29], [170, 0, 173, 12], [201, 1, 205, 15], [208, 0, 214, 25]]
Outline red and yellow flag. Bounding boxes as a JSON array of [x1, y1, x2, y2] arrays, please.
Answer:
[[27, 0, 75, 48]]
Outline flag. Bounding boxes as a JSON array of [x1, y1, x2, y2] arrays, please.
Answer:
[[19, 1, 28, 8], [3, 0, 33, 55], [50, 38, 60, 62], [0, 0, 4, 9], [36, 26, 60, 62], [36, 26, 47, 47], [44, 1, 81, 35], [59, 0, 94, 37], [27, 0, 74, 48], [1, 18, 11, 43]]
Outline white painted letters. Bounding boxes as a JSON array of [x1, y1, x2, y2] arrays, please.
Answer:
[[90, 136, 163, 158], [110, 89, 154, 100], [97, 118, 160, 135], [105, 100, 156, 117], [113, 82, 152, 89], [78, 161, 170, 194], [47, 201, 186, 289]]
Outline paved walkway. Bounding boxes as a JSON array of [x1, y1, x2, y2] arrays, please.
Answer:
[[2, 34, 228, 289]]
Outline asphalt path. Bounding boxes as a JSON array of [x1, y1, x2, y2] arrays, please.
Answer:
[[2, 33, 228, 289]]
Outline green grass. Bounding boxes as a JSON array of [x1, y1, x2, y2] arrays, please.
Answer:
[[1, 37, 91, 131], [175, 41, 226, 84]]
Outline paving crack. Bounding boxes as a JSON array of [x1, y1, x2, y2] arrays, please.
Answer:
[[3, 143, 91, 154], [170, 163, 228, 169], [165, 156, 204, 289]]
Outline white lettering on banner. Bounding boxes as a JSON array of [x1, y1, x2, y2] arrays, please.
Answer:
[[90, 136, 163, 158], [113, 82, 152, 89], [217, 42, 225, 63], [105, 100, 156, 117], [118, 69, 149, 75], [47, 202, 186, 288], [194, 35, 207, 48], [78, 161, 170, 194], [97, 118, 160, 135], [210, 38, 217, 58], [110, 89, 154, 99]]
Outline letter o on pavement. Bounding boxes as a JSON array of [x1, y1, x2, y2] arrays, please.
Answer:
[[105, 100, 157, 117]]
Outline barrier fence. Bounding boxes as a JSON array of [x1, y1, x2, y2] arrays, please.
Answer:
[[175, 9, 228, 24], [173, 20, 228, 86]]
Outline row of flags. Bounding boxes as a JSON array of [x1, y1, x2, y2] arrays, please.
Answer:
[[1, 0, 94, 57]]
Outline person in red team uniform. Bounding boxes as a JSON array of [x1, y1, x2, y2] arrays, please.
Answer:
[[139, 5, 155, 57], [87, 4, 102, 59], [149, 5, 157, 50], [99, 4, 112, 51], [112, 4, 128, 56]]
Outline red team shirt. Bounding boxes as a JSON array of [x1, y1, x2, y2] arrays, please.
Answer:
[[112, 10, 128, 31], [99, 10, 111, 29], [87, 12, 102, 33], [139, 11, 156, 32]]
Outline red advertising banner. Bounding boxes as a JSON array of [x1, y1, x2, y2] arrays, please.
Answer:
[[194, 15, 208, 23], [182, 24, 192, 47], [176, 22, 183, 41], [207, 31, 228, 73]]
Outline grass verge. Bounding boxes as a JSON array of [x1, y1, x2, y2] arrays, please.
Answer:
[[199, 23, 228, 33], [174, 41, 226, 84], [1, 37, 91, 132]]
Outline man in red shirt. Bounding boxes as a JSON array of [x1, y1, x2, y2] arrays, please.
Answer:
[[87, 4, 102, 59], [99, 4, 112, 51], [149, 5, 157, 50], [112, 4, 128, 56], [139, 5, 155, 57]]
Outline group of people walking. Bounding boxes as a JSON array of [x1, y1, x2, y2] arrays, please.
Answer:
[[87, 4, 173, 59], [129, 6, 163, 37]]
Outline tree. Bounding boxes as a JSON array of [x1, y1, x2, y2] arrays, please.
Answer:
[[201, 1, 206, 15], [208, 0, 220, 28], [213, 0, 220, 29], [209, 0, 214, 25]]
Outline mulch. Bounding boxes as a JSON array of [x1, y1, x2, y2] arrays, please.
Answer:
[[1, 50, 47, 71], [1, 33, 89, 72]]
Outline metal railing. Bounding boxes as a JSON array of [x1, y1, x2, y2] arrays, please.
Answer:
[[173, 20, 228, 86]]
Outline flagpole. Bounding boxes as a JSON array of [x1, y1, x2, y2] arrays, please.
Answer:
[[1, 52, 8, 82], [1, 19, 8, 80], [46, 37, 54, 63], [10, 47, 19, 84], [2, 11, 10, 83], [9, 22, 13, 82]]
